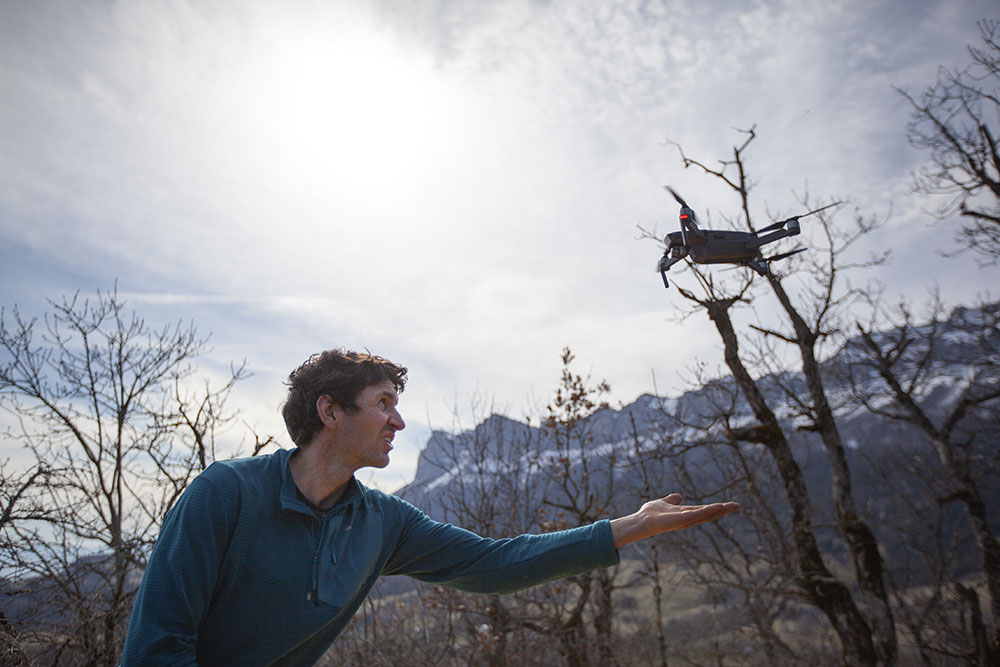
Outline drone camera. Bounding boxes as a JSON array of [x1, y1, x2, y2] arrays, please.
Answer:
[[787, 219, 800, 235]]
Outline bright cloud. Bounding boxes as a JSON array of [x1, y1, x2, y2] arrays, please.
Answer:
[[2, 0, 998, 490]]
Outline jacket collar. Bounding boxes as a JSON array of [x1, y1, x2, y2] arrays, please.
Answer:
[[278, 447, 371, 516]]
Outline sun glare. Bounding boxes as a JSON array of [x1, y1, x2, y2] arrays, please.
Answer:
[[214, 11, 468, 201]]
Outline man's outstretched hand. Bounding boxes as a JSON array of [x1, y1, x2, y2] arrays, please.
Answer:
[[610, 493, 740, 548]]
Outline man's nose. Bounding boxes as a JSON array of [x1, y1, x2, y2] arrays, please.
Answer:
[[390, 408, 405, 431]]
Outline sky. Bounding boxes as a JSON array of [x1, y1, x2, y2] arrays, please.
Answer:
[[2, 0, 999, 491]]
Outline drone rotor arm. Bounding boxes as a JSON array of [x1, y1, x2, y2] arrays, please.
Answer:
[[752, 200, 841, 237], [754, 219, 790, 235], [746, 227, 792, 250], [680, 209, 701, 236]]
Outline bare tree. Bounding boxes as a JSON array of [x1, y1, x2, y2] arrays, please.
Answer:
[[0, 288, 253, 666], [0, 463, 57, 536], [619, 409, 692, 667], [691, 291, 880, 665], [637, 371, 812, 665], [1, 460, 59, 663], [650, 127, 897, 664], [899, 19, 1000, 261], [853, 420, 990, 667], [847, 295, 1000, 661], [533, 347, 624, 666]]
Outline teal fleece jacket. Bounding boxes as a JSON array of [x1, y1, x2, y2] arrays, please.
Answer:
[[121, 448, 619, 665]]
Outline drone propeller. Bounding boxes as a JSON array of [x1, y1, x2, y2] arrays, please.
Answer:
[[798, 200, 842, 219], [664, 186, 689, 207], [765, 247, 807, 263], [753, 200, 843, 236]]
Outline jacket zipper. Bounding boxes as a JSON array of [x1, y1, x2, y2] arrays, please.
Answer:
[[309, 515, 323, 604], [308, 503, 350, 604]]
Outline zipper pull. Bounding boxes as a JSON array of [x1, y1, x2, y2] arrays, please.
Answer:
[[310, 550, 319, 604]]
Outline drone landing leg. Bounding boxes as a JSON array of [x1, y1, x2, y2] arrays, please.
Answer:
[[657, 254, 684, 289]]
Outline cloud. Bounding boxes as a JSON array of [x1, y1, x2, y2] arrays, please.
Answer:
[[3, 0, 1000, 490]]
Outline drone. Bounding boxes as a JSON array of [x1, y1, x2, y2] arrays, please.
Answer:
[[656, 187, 840, 288]]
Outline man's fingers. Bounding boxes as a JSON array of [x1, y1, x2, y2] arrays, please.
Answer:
[[658, 496, 739, 515], [667, 501, 741, 529], [694, 502, 740, 519], [657, 494, 740, 513], [696, 502, 740, 525], [707, 501, 740, 514], [675, 507, 725, 529]]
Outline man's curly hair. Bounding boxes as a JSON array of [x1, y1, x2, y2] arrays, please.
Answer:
[[281, 349, 407, 447]]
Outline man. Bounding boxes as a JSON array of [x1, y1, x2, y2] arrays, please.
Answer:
[[122, 349, 738, 665]]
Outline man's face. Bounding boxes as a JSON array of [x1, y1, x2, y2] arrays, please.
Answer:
[[335, 380, 405, 470]]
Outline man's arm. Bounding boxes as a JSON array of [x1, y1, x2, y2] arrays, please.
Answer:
[[121, 472, 236, 665], [383, 493, 738, 594], [610, 493, 740, 548], [383, 499, 619, 594]]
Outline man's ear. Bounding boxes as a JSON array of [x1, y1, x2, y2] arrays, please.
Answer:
[[316, 395, 340, 429]]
